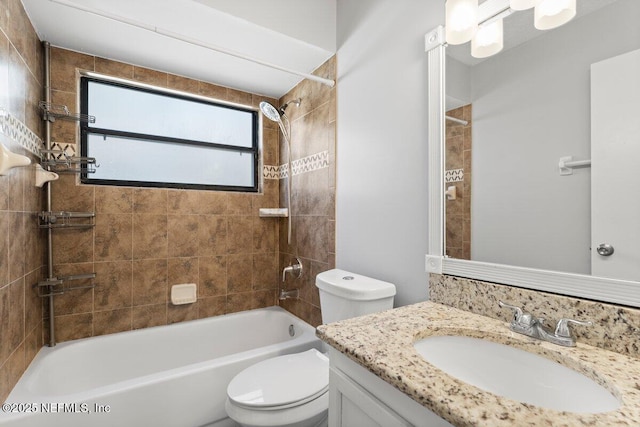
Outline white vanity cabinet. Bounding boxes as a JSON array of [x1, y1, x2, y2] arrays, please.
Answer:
[[328, 349, 454, 427]]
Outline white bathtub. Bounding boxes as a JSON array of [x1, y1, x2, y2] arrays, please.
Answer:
[[0, 306, 322, 427]]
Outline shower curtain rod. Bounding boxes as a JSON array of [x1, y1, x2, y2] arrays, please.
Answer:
[[446, 115, 468, 126], [49, 0, 336, 88]]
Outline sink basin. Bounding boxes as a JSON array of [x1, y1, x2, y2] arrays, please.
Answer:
[[413, 335, 620, 413]]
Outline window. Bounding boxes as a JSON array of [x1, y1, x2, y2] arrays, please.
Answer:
[[80, 76, 259, 192]]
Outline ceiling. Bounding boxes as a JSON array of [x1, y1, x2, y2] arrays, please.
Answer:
[[22, 0, 337, 98], [447, 0, 620, 67]]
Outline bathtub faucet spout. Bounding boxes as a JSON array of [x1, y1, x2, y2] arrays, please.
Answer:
[[279, 289, 300, 300]]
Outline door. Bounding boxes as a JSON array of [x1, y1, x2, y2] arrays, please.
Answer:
[[591, 49, 640, 281]]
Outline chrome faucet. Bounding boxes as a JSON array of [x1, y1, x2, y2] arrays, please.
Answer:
[[498, 301, 592, 347], [282, 257, 303, 282]]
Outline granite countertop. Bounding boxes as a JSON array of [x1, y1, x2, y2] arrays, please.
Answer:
[[316, 301, 640, 426]]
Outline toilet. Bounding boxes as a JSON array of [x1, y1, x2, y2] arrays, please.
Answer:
[[225, 269, 396, 427]]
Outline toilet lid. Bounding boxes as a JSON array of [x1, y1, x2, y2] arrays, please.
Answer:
[[227, 349, 329, 409]]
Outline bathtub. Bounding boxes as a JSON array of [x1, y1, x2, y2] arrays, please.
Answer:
[[0, 306, 322, 427]]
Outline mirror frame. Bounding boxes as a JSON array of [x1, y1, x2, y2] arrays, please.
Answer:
[[424, 25, 640, 308]]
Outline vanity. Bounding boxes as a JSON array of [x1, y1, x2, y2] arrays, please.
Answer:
[[316, 301, 640, 426]]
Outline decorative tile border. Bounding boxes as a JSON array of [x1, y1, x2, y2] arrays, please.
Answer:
[[49, 142, 77, 159], [263, 150, 329, 180], [0, 108, 44, 157], [445, 168, 464, 183], [263, 165, 280, 180]]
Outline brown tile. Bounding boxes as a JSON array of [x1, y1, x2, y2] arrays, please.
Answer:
[[95, 214, 133, 261], [133, 214, 168, 259], [198, 296, 226, 319], [227, 216, 252, 254], [51, 174, 95, 212], [7, 45, 26, 122], [445, 136, 464, 169], [94, 261, 133, 311], [167, 257, 198, 292], [253, 217, 276, 253], [50, 90, 78, 143], [53, 312, 93, 342], [52, 263, 94, 315], [24, 214, 41, 273], [52, 227, 93, 264], [167, 74, 199, 93], [198, 82, 227, 100], [95, 57, 134, 80], [0, 31, 9, 115], [8, 212, 25, 282], [167, 302, 198, 324], [24, 269, 42, 333], [227, 194, 252, 215], [95, 187, 133, 214], [168, 190, 200, 214], [133, 67, 166, 87], [227, 254, 252, 294], [50, 47, 94, 92], [133, 188, 167, 214], [228, 88, 252, 105], [133, 259, 167, 306], [132, 304, 167, 329], [24, 325, 40, 368], [262, 128, 279, 166], [168, 215, 199, 257], [198, 215, 227, 256], [291, 102, 331, 160], [0, 284, 10, 364], [292, 168, 330, 216], [94, 308, 132, 336], [253, 253, 277, 290], [0, 212, 9, 287], [5, 343, 25, 398], [199, 256, 226, 297], [252, 180, 279, 211], [226, 292, 252, 314], [296, 216, 328, 263], [197, 191, 227, 215], [7, 159, 25, 212], [252, 290, 276, 309]]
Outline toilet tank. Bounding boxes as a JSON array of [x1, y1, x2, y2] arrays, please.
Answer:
[[315, 269, 396, 324]]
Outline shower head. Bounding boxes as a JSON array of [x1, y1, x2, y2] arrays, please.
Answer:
[[259, 99, 302, 123], [259, 101, 282, 123]]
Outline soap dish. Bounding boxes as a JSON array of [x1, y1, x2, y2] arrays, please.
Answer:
[[171, 283, 197, 305]]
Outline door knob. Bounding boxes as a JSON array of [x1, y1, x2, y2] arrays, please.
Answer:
[[596, 243, 614, 256]]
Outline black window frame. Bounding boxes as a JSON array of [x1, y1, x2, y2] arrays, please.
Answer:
[[80, 76, 260, 192]]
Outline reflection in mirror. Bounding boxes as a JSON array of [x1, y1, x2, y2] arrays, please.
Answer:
[[444, 0, 640, 282]]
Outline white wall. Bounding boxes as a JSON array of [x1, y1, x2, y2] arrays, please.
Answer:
[[470, 0, 640, 274], [335, 0, 443, 306]]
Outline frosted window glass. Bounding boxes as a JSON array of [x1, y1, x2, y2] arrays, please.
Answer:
[[81, 77, 258, 191], [87, 81, 254, 148], [87, 134, 254, 187]]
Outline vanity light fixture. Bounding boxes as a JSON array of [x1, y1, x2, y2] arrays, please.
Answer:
[[509, 0, 541, 11], [446, 0, 577, 59], [445, 0, 479, 45], [471, 18, 504, 58], [534, 0, 577, 30]]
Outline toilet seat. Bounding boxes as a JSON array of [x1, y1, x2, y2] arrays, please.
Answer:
[[227, 349, 329, 411]]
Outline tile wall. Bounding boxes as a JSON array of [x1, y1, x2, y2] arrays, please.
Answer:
[[0, 0, 45, 403], [278, 57, 336, 326], [47, 48, 283, 342], [445, 104, 471, 260]]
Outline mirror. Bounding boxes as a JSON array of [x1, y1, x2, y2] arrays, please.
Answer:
[[426, 0, 640, 307]]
